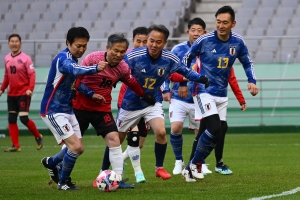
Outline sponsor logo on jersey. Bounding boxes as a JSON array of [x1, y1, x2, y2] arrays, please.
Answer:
[[211, 49, 217, 53], [62, 124, 70, 132], [204, 103, 211, 111], [157, 67, 165, 76], [229, 46, 236, 56]]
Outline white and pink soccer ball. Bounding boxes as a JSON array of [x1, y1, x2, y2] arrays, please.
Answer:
[[96, 170, 120, 192]]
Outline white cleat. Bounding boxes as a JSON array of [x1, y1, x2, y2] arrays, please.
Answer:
[[172, 160, 184, 175], [189, 162, 204, 179], [181, 169, 196, 182], [202, 164, 212, 175]]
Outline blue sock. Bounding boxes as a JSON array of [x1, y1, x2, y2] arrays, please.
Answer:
[[192, 129, 217, 164], [155, 142, 167, 167], [101, 146, 110, 171], [60, 150, 79, 183], [170, 132, 183, 161], [48, 147, 68, 167]]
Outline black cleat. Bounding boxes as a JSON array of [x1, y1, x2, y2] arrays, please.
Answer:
[[58, 178, 79, 190], [41, 157, 59, 184]]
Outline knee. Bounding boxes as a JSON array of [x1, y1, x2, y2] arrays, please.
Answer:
[[19, 115, 29, 125], [70, 143, 84, 155], [155, 129, 166, 140], [8, 113, 18, 124], [126, 131, 139, 147]]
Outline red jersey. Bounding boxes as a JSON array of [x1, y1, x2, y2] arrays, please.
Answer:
[[72, 51, 144, 112], [1, 52, 36, 96]]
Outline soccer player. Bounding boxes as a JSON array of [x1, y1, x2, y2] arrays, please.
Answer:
[[40, 27, 107, 190], [0, 33, 43, 152], [116, 24, 209, 180], [72, 33, 155, 189], [181, 6, 258, 181]]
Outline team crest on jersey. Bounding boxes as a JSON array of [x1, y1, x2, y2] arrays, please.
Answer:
[[204, 103, 211, 111], [62, 124, 70, 132], [17, 59, 23, 64], [157, 67, 165, 76], [229, 46, 236, 56]]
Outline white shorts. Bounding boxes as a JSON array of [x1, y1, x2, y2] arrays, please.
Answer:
[[194, 93, 228, 121], [169, 99, 200, 130], [41, 113, 81, 144], [117, 103, 164, 132]]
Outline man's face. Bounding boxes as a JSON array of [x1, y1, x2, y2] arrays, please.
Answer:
[[216, 13, 236, 40], [8, 36, 21, 54], [147, 30, 167, 59], [187, 24, 206, 45], [132, 34, 148, 49], [67, 37, 88, 58], [106, 42, 127, 66]]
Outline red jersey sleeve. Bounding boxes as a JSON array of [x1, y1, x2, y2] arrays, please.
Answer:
[[117, 83, 128, 108], [26, 57, 36, 91], [119, 68, 145, 97], [168, 72, 184, 82], [0, 59, 9, 92], [228, 67, 245, 105]]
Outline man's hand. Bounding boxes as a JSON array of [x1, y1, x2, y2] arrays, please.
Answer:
[[178, 86, 188, 98], [97, 61, 108, 71], [248, 83, 258, 96], [141, 94, 156, 105], [162, 92, 171, 103], [92, 94, 106, 103], [240, 103, 247, 111], [199, 76, 209, 88], [26, 90, 33, 96], [0, 90, 3, 97]]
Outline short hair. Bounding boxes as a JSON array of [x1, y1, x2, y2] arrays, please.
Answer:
[[66, 27, 90, 45], [107, 33, 129, 49], [8, 33, 21, 42], [215, 5, 235, 21], [132, 26, 148, 38], [147, 24, 169, 41], [188, 17, 206, 30]]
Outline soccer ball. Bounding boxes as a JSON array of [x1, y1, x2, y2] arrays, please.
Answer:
[[96, 170, 120, 192]]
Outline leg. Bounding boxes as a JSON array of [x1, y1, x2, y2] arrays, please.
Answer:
[[170, 121, 184, 175], [5, 112, 20, 152]]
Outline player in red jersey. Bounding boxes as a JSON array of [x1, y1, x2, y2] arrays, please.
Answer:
[[72, 33, 154, 189], [0, 33, 43, 152]]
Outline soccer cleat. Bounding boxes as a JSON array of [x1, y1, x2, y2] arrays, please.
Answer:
[[41, 157, 59, 184], [172, 160, 184, 175], [156, 168, 171, 180], [58, 178, 79, 190], [4, 145, 21, 152], [215, 165, 233, 175], [135, 172, 146, 183], [35, 134, 43, 150], [189, 162, 204, 179], [202, 164, 212, 175], [119, 178, 135, 189], [181, 169, 196, 182]]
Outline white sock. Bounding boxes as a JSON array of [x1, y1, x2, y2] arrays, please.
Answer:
[[123, 146, 129, 161], [109, 145, 123, 175], [61, 144, 67, 150], [127, 145, 142, 175]]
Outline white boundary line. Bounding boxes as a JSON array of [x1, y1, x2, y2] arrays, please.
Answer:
[[249, 187, 300, 200]]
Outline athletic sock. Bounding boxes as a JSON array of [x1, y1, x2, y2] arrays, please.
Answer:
[[109, 145, 123, 175], [215, 121, 227, 165], [123, 146, 129, 161], [60, 150, 79, 183], [48, 147, 68, 167], [155, 142, 167, 167], [189, 136, 198, 161], [9, 123, 20, 148], [170, 132, 183, 161], [127, 145, 142, 175], [101, 146, 111, 172], [26, 119, 41, 138]]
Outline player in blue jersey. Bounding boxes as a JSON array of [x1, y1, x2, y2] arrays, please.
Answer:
[[181, 6, 258, 181], [116, 24, 209, 180], [40, 27, 107, 190]]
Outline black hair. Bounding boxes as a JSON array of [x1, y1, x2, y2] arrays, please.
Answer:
[[66, 27, 90, 46], [8, 33, 21, 42], [215, 5, 235, 21], [107, 33, 129, 49], [188, 17, 206, 30], [147, 24, 169, 41], [132, 26, 148, 38]]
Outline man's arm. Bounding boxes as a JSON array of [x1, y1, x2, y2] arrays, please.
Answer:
[[228, 67, 245, 105]]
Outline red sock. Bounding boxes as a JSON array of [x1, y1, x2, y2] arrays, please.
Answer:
[[9, 123, 20, 148], [26, 119, 41, 138]]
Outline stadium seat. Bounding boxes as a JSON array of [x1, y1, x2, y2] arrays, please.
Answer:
[[250, 17, 270, 28], [144, 0, 164, 10], [255, 7, 275, 18], [286, 27, 300, 36], [139, 9, 158, 20], [235, 7, 255, 19], [80, 10, 100, 21], [281, 38, 299, 52], [67, 1, 86, 11], [244, 39, 259, 52], [47, 31, 67, 40], [0, 43, 10, 54], [275, 7, 295, 18], [269, 17, 290, 29], [158, 10, 181, 27], [112, 20, 132, 32], [10, 2, 29, 12], [74, 20, 93, 30], [0, 22, 14, 33], [106, 0, 125, 11], [89, 30, 107, 39], [22, 12, 41, 23], [48, 2, 67, 12], [119, 10, 138, 20], [42, 11, 61, 22], [0, 32, 8, 40], [29, 2, 49, 12], [245, 28, 265, 36], [28, 32, 48, 40], [93, 20, 113, 32], [265, 27, 285, 36], [232, 28, 245, 35], [61, 12, 80, 22], [86, 0, 106, 11], [100, 10, 119, 20], [260, 39, 280, 52], [35, 21, 53, 32], [164, 0, 183, 10], [125, 0, 145, 10], [240, 0, 260, 8], [280, 0, 299, 7], [254, 50, 274, 64], [289, 17, 300, 28], [0, 2, 11, 13], [35, 53, 53, 67], [261, 0, 280, 8], [3, 12, 22, 23], [132, 19, 153, 29], [38, 43, 60, 54], [15, 22, 34, 33], [234, 19, 250, 29], [54, 21, 74, 32]]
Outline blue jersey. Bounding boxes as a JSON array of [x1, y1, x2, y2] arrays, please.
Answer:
[[183, 30, 256, 97], [121, 46, 202, 111], [40, 48, 98, 115], [170, 41, 198, 103]]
